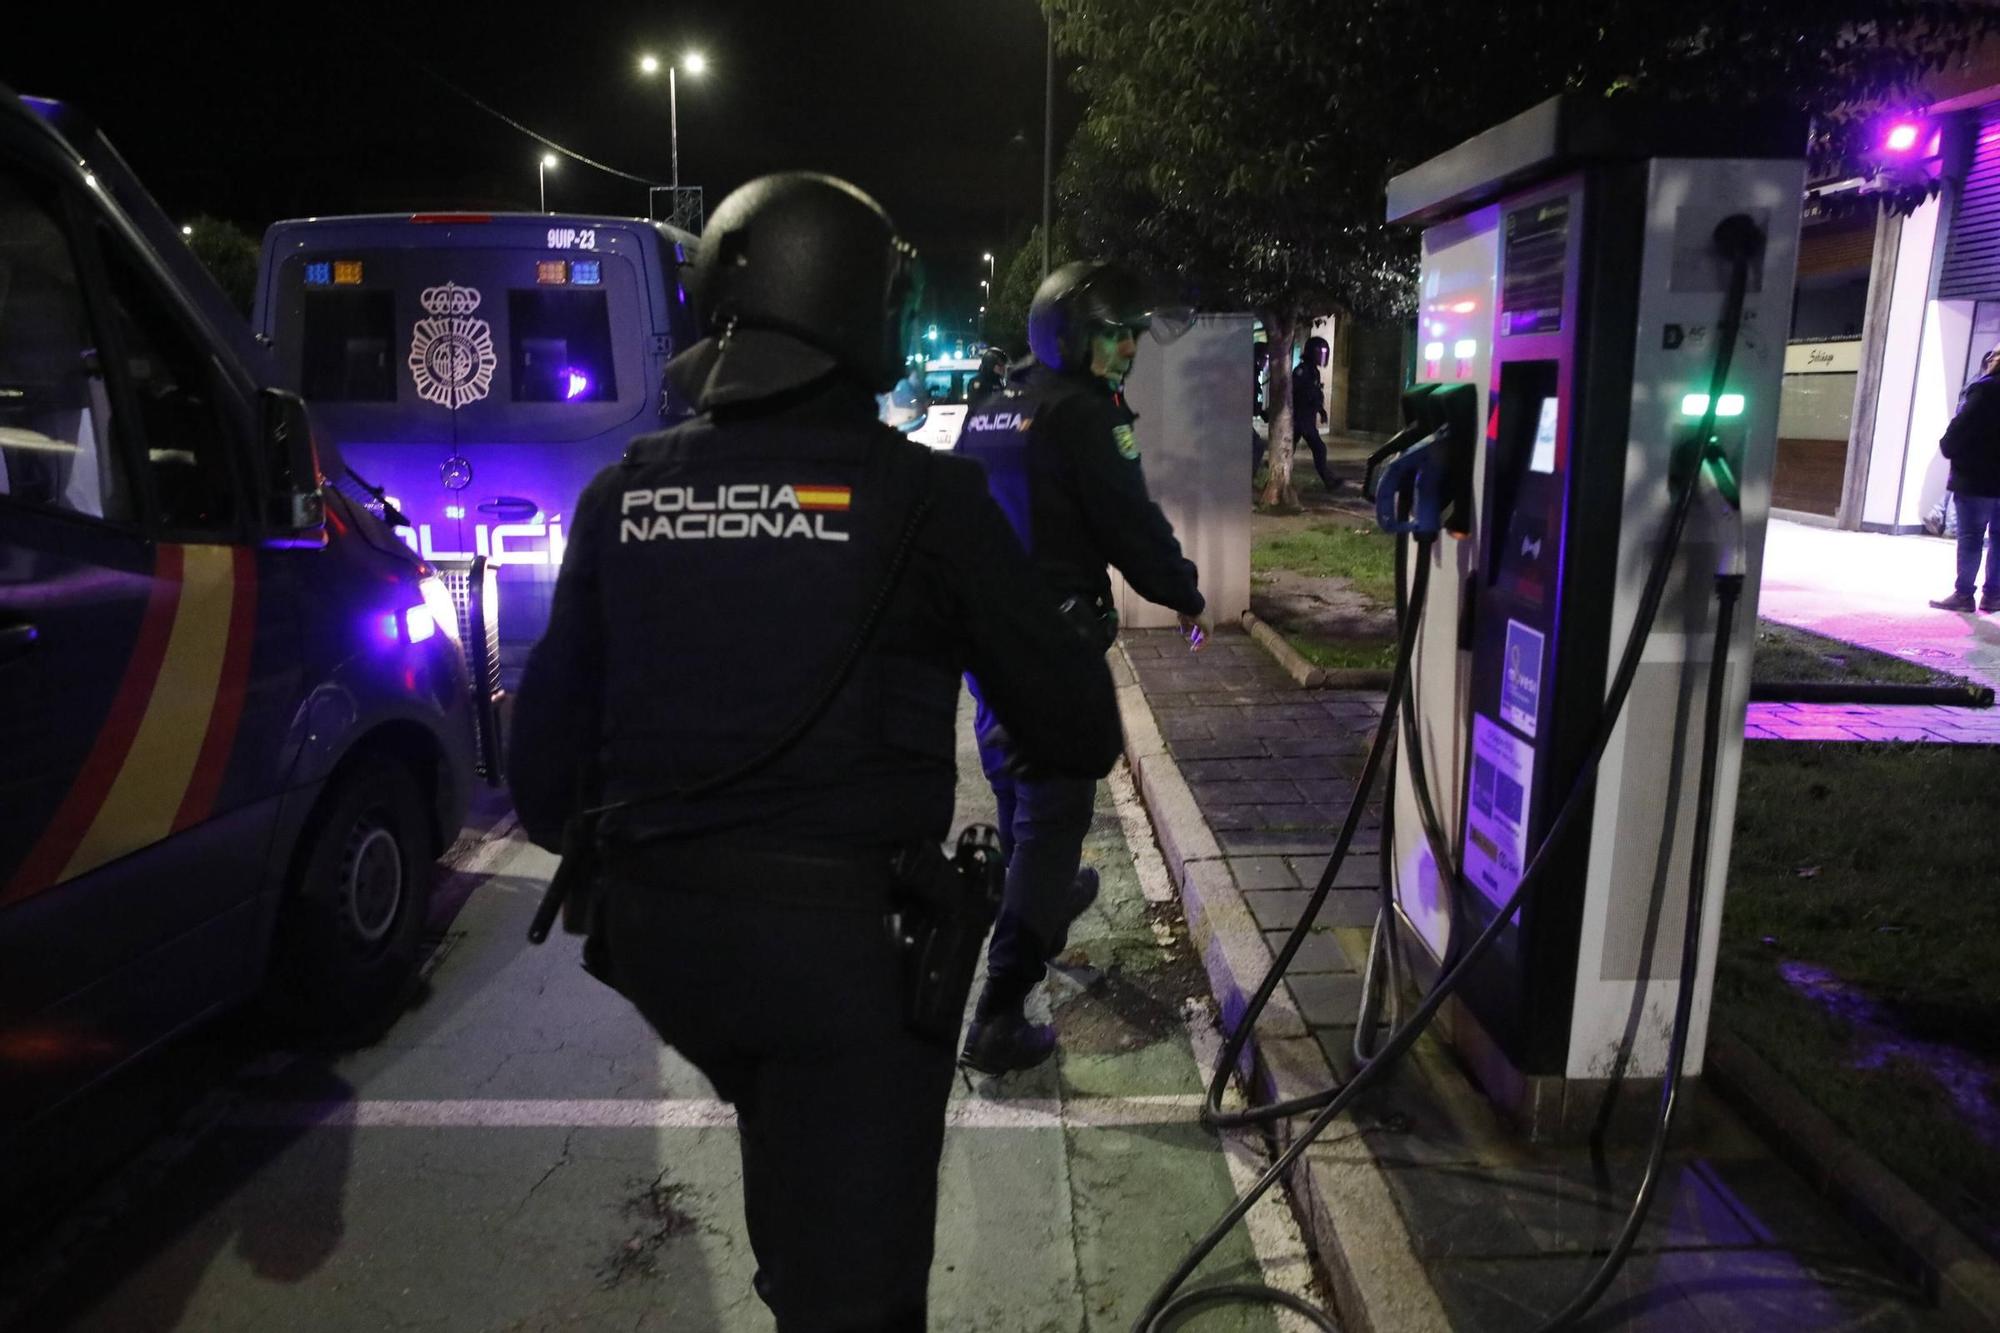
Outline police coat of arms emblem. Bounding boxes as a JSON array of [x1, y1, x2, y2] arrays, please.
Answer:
[[408, 283, 498, 409]]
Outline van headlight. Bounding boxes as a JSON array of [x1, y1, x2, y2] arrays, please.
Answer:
[[417, 575, 463, 647]]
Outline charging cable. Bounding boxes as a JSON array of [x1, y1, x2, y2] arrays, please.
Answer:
[[1138, 215, 1761, 1332]]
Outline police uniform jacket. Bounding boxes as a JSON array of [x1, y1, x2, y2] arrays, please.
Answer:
[[1291, 358, 1325, 420], [507, 379, 1122, 854], [953, 364, 1203, 620]]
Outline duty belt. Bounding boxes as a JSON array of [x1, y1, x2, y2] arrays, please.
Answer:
[[604, 838, 899, 912]]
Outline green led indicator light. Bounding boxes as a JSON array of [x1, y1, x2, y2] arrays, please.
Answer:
[[1681, 393, 1745, 418]]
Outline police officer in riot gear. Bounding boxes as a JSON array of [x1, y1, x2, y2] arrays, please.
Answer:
[[1291, 333, 1343, 491], [954, 259, 1209, 1075], [968, 345, 1009, 403], [508, 173, 1121, 1333]]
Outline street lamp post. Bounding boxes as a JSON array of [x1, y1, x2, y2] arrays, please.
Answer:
[[640, 51, 706, 223], [538, 153, 558, 213]]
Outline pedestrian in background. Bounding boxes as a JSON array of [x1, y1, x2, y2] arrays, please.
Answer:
[[508, 173, 1121, 1333], [1929, 343, 2000, 612]]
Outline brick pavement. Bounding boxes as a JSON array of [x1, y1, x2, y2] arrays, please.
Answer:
[[1117, 625, 1956, 1331]]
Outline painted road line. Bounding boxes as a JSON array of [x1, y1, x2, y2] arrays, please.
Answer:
[[223, 1094, 1208, 1132], [1109, 757, 1177, 905], [1185, 1002, 1329, 1332]]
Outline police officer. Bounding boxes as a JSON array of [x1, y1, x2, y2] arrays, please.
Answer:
[[508, 174, 1121, 1333], [953, 259, 1210, 1074], [968, 345, 1009, 403], [1291, 334, 1343, 491]]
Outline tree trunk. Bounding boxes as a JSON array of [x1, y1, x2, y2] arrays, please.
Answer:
[[1258, 311, 1299, 508]]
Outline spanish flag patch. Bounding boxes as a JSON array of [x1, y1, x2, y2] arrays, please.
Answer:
[[794, 485, 853, 511]]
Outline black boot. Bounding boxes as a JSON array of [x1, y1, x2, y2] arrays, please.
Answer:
[[959, 1010, 1058, 1075]]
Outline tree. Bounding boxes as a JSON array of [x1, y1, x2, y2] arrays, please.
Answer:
[[182, 215, 261, 317], [983, 222, 1078, 358], [1047, 0, 2000, 506]]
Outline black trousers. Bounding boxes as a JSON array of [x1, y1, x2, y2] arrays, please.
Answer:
[[607, 877, 957, 1333]]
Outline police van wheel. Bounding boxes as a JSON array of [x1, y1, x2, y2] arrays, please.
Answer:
[[268, 755, 434, 1044]]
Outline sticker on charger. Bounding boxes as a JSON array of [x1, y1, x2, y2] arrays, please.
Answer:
[[1464, 714, 1534, 911], [1500, 619, 1545, 738]]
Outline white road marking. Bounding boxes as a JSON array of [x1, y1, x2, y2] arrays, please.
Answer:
[[1185, 1010, 1333, 1333], [224, 1095, 1206, 1131], [1108, 758, 1176, 904]]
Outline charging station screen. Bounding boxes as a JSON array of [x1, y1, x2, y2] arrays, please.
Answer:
[[1502, 198, 1570, 336], [1530, 397, 1559, 473]]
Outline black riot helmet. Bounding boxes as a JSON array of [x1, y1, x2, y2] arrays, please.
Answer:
[[1027, 260, 1193, 374], [1302, 335, 1330, 368], [683, 172, 921, 405]]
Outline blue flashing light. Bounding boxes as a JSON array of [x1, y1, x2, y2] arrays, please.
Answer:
[[305, 261, 333, 286], [564, 369, 593, 400], [376, 612, 401, 643], [571, 259, 601, 285]]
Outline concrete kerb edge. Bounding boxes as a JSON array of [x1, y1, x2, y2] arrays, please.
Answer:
[[1112, 641, 1453, 1333], [1241, 610, 1326, 689], [1706, 1032, 2000, 1332]]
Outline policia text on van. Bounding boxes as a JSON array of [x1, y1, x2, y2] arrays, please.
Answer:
[[0, 87, 478, 1128]]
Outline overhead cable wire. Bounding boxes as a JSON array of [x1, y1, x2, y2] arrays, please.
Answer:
[[365, 32, 669, 187]]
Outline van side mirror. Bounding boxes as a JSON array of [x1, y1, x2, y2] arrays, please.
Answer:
[[259, 388, 326, 541]]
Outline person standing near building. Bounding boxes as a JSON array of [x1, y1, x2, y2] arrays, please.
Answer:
[[1290, 334, 1343, 492], [508, 173, 1122, 1332], [953, 259, 1210, 1074], [1930, 343, 2000, 612]]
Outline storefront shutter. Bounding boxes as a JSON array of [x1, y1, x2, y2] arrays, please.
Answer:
[[1939, 117, 2000, 298]]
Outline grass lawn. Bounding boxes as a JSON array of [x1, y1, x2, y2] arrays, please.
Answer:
[[1719, 741, 2000, 1251], [1251, 519, 1398, 609], [1751, 622, 1983, 692], [1283, 634, 1400, 672]]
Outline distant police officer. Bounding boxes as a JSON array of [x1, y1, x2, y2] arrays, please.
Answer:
[[1291, 334, 1342, 491], [953, 259, 1210, 1074], [968, 345, 1009, 403], [508, 174, 1121, 1333]]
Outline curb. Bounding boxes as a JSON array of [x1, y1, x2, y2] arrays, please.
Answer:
[[1110, 644, 1452, 1333], [1239, 611, 1393, 692], [1707, 1032, 2000, 1332]]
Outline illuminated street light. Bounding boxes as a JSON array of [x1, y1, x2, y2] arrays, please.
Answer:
[[538, 153, 559, 213], [180, 224, 193, 236], [638, 51, 708, 193]]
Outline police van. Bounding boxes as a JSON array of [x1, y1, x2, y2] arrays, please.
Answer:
[[0, 88, 479, 1127], [252, 211, 702, 653], [907, 353, 983, 450]]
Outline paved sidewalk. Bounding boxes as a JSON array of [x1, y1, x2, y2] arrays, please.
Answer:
[[1116, 626, 1960, 1332], [1749, 519, 2000, 743]]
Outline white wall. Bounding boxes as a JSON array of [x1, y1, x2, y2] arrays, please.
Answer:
[[1861, 195, 1944, 527], [1113, 314, 1255, 628]]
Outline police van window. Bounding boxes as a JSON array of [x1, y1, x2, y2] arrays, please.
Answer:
[[96, 231, 240, 532], [301, 289, 396, 401], [509, 288, 618, 402], [0, 171, 129, 523]]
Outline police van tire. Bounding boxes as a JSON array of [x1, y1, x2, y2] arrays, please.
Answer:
[[268, 756, 434, 1045]]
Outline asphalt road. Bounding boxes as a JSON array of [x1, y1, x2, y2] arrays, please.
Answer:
[[0, 702, 1321, 1332]]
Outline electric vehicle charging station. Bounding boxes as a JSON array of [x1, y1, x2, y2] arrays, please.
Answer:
[[1139, 95, 1815, 1331], [1379, 96, 1806, 1138]]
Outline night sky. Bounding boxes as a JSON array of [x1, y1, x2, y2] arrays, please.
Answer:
[[6, 2, 1081, 334]]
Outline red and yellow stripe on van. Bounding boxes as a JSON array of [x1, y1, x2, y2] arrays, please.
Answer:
[[793, 485, 852, 512], [2, 545, 258, 905]]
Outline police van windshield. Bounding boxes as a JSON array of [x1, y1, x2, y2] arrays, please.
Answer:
[[923, 361, 979, 406]]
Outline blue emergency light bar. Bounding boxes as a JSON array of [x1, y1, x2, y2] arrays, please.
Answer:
[[571, 259, 601, 285], [305, 261, 332, 286]]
